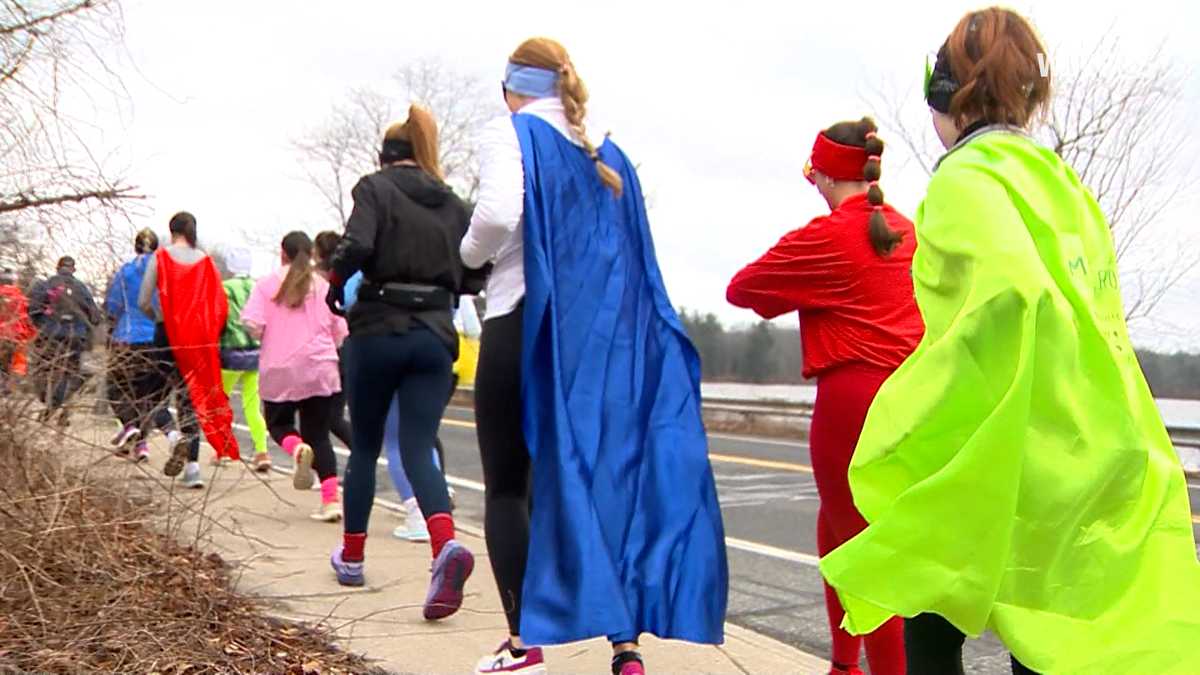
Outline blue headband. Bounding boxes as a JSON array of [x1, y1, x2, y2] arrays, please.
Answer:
[[503, 62, 559, 98]]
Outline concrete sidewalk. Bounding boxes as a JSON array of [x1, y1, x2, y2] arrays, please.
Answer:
[[76, 418, 829, 674]]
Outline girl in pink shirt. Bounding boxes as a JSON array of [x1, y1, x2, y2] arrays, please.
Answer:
[[242, 231, 348, 522]]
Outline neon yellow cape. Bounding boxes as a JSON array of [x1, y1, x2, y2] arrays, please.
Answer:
[[819, 130, 1200, 674]]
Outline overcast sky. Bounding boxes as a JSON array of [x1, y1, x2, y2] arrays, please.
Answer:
[[95, 0, 1199, 350]]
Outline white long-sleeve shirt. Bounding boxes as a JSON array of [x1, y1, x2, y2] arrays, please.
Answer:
[[460, 97, 605, 320]]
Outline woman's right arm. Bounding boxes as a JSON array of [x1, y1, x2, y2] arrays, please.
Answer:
[[460, 116, 525, 269], [726, 218, 848, 319]]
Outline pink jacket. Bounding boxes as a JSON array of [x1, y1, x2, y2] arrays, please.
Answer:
[[241, 266, 347, 402]]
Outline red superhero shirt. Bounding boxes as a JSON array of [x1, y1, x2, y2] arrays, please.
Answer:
[[727, 193, 924, 379]]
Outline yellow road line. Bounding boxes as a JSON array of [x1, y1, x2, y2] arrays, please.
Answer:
[[708, 452, 813, 473], [443, 418, 815, 473]]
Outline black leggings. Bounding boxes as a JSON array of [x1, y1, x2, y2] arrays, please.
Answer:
[[328, 390, 353, 449], [146, 325, 200, 461], [905, 613, 1038, 675], [33, 335, 88, 410], [342, 328, 453, 535], [475, 306, 532, 637], [107, 342, 174, 432], [264, 396, 340, 481]]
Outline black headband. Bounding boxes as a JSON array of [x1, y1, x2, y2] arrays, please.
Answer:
[[925, 44, 959, 114], [379, 138, 414, 165]]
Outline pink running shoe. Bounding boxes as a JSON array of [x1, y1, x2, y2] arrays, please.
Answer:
[[612, 651, 646, 675], [423, 540, 473, 620]]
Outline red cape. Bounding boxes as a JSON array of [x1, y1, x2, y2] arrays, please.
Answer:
[[155, 249, 238, 459]]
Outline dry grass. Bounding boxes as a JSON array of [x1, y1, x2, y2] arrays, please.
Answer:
[[0, 354, 388, 675]]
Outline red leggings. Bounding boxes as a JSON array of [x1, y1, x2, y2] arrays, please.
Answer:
[[811, 364, 905, 675]]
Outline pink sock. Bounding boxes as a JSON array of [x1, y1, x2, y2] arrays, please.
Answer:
[[320, 476, 338, 505], [280, 433, 302, 457]]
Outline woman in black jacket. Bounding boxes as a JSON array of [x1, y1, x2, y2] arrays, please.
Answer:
[[325, 105, 474, 621]]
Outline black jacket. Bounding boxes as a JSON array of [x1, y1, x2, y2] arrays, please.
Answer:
[[329, 165, 471, 353], [28, 272, 102, 341]]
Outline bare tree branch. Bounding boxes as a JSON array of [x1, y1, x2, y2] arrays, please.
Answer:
[[0, 0, 96, 37], [292, 58, 500, 228], [1, 0, 138, 281], [0, 186, 140, 213]]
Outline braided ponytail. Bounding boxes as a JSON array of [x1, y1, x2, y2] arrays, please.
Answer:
[[860, 118, 901, 256], [822, 116, 902, 256], [510, 37, 623, 197]]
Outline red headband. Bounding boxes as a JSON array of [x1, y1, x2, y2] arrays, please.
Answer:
[[809, 132, 869, 182]]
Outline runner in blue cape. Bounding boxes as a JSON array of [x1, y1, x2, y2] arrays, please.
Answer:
[[460, 37, 728, 675]]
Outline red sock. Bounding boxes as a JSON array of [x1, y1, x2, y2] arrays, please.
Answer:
[[342, 532, 366, 562], [427, 513, 455, 558]]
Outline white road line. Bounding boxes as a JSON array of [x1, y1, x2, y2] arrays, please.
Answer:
[[443, 405, 807, 449], [237, 423, 819, 567], [725, 536, 821, 566]]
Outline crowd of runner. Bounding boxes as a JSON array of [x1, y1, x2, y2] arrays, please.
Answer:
[[1, 9, 1198, 675]]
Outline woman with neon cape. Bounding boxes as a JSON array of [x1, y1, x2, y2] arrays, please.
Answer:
[[461, 37, 727, 675], [728, 117, 920, 675], [818, 8, 1200, 674]]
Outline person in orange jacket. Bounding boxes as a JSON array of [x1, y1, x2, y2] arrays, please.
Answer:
[[0, 267, 35, 389]]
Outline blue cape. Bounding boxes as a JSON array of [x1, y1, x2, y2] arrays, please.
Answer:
[[515, 114, 728, 645]]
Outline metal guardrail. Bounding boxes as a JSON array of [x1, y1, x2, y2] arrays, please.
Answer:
[[455, 386, 1199, 448]]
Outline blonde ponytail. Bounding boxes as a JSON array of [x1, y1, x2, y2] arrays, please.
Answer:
[[383, 104, 444, 181], [510, 37, 623, 197]]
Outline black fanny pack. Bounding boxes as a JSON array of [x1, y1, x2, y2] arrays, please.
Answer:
[[357, 282, 453, 311]]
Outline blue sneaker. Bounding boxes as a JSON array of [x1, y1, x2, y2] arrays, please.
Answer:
[[423, 540, 474, 620], [330, 545, 364, 587]]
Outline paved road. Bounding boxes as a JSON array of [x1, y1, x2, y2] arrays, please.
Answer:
[[229, 397, 1200, 674]]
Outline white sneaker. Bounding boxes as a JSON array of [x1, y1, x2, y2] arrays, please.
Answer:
[[292, 443, 314, 490], [474, 640, 546, 674], [181, 462, 205, 489], [392, 497, 430, 542], [310, 501, 343, 522]]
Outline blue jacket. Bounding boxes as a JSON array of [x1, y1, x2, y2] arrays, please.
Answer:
[[105, 255, 158, 344]]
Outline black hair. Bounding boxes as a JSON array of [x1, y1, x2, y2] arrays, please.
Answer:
[[168, 211, 198, 247]]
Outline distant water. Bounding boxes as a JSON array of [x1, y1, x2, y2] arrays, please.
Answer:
[[702, 382, 1200, 431]]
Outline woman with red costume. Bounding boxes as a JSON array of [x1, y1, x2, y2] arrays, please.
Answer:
[[726, 117, 921, 675], [139, 211, 240, 487]]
